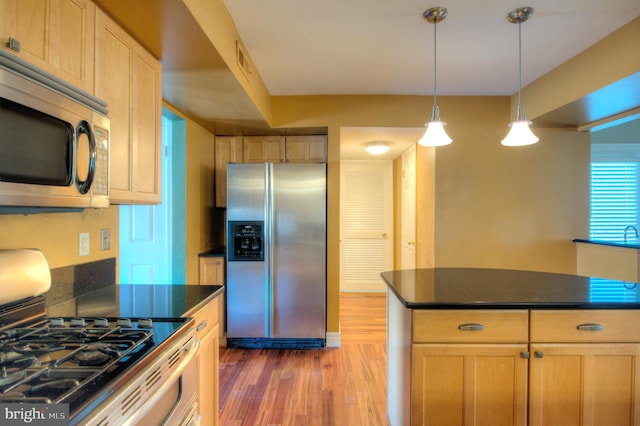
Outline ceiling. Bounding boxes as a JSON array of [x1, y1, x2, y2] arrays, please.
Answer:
[[95, 0, 640, 160]]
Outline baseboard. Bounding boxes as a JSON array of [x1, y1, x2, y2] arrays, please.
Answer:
[[325, 331, 341, 348]]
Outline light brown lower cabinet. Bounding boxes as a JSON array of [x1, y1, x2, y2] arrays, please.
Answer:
[[412, 344, 528, 426], [403, 308, 640, 426], [199, 256, 226, 346], [529, 343, 640, 426], [188, 295, 220, 426]]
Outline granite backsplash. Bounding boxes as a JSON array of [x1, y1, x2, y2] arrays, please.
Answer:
[[46, 257, 116, 316]]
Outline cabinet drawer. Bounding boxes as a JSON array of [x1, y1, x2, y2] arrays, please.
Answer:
[[530, 310, 640, 343], [190, 298, 220, 340], [413, 310, 529, 343]]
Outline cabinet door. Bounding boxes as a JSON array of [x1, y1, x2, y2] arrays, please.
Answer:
[[197, 322, 220, 426], [412, 344, 528, 426], [243, 136, 285, 163], [214, 136, 242, 207], [191, 297, 220, 426], [529, 343, 640, 426], [285, 135, 327, 163], [199, 257, 225, 285], [0, 0, 94, 92], [95, 9, 162, 204]]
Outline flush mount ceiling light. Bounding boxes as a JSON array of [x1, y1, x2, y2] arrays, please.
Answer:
[[501, 7, 539, 147], [418, 7, 452, 147], [365, 141, 390, 155]]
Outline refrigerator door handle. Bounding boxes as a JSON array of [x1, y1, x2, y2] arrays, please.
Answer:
[[265, 163, 274, 338]]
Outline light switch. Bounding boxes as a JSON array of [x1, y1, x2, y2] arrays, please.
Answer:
[[101, 229, 111, 250], [79, 233, 90, 256]]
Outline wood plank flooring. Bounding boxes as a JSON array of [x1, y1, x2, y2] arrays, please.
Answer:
[[219, 292, 388, 426]]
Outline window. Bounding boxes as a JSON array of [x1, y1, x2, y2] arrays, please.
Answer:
[[590, 144, 640, 243]]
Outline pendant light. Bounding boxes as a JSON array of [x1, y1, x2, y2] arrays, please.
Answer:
[[418, 7, 452, 147], [501, 7, 539, 146]]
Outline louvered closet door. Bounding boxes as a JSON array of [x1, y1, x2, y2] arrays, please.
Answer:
[[340, 161, 393, 292]]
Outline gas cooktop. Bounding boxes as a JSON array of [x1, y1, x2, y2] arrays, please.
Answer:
[[0, 297, 193, 423]]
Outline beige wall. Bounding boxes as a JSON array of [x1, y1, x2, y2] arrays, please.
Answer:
[[431, 98, 590, 272], [523, 17, 640, 120], [0, 206, 119, 269], [271, 94, 590, 333]]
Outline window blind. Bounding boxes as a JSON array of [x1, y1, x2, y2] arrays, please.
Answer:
[[590, 162, 639, 243]]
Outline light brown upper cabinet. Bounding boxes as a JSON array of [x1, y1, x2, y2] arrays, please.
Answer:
[[215, 136, 243, 208], [243, 136, 285, 163], [0, 0, 95, 93], [95, 8, 162, 204], [285, 135, 327, 163]]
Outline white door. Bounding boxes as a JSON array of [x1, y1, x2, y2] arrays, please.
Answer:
[[120, 110, 186, 284], [340, 160, 393, 292], [401, 145, 417, 270]]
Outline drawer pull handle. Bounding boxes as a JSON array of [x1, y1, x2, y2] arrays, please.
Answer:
[[458, 323, 485, 331], [576, 323, 603, 331], [196, 320, 208, 332]]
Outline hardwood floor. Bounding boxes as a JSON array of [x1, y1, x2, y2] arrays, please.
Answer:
[[219, 292, 388, 426]]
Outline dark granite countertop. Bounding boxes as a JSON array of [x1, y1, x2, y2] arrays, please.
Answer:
[[46, 284, 224, 319], [381, 268, 640, 309], [198, 246, 226, 257], [573, 238, 640, 249]]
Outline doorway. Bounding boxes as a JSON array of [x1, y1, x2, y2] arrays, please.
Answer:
[[119, 108, 186, 284], [339, 160, 393, 292]]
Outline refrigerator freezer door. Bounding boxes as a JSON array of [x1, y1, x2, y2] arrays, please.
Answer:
[[270, 163, 326, 338], [227, 163, 268, 338]]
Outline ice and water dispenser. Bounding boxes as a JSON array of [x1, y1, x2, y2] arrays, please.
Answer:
[[228, 221, 264, 261]]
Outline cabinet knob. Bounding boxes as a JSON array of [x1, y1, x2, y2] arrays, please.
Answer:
[[521, 351, 530, 359], [458, 323, 485, 331], [534, 351, 544, 358]]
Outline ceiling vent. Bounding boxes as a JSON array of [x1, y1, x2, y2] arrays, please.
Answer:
[[236, 40, 251, 80]]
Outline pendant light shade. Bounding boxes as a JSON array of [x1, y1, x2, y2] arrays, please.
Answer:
[[502, 7, 539, 146], [419, 7, 452, 147], [418, 117, 452, 147]]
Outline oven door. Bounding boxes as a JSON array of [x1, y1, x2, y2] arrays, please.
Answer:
[[129, 354, 201, 426], [78, 334, 201, 426]]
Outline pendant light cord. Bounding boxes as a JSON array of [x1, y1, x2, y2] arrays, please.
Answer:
[[516, 21, 524, 121], [431, 19, 440, 121]]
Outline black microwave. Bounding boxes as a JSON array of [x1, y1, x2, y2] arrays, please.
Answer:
[[0, 52, 109, 209]]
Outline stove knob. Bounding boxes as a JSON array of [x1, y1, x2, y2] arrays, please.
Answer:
[[49, 318, 65, 328], [138, 318, 153, 328], [71, 318, 86, 327], [117, 318, 132, 328], [93, 318, 110, 328]]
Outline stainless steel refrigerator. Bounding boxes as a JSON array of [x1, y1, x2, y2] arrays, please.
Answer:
[[226, 163, 326, 349]]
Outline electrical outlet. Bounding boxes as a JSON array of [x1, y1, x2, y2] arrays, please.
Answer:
[[101, 229, 111, 250], [79, 233, 90, 256]]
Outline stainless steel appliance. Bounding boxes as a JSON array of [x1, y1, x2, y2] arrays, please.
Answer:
[[0, 51, 109, 209], [226, 163, 326, 349], [0, 250, 200, 425]]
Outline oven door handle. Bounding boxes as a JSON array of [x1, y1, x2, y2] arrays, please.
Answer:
[[122, 337, 200, 426]]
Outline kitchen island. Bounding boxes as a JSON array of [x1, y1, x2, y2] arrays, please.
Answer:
[[381, 268, 640, 426]]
